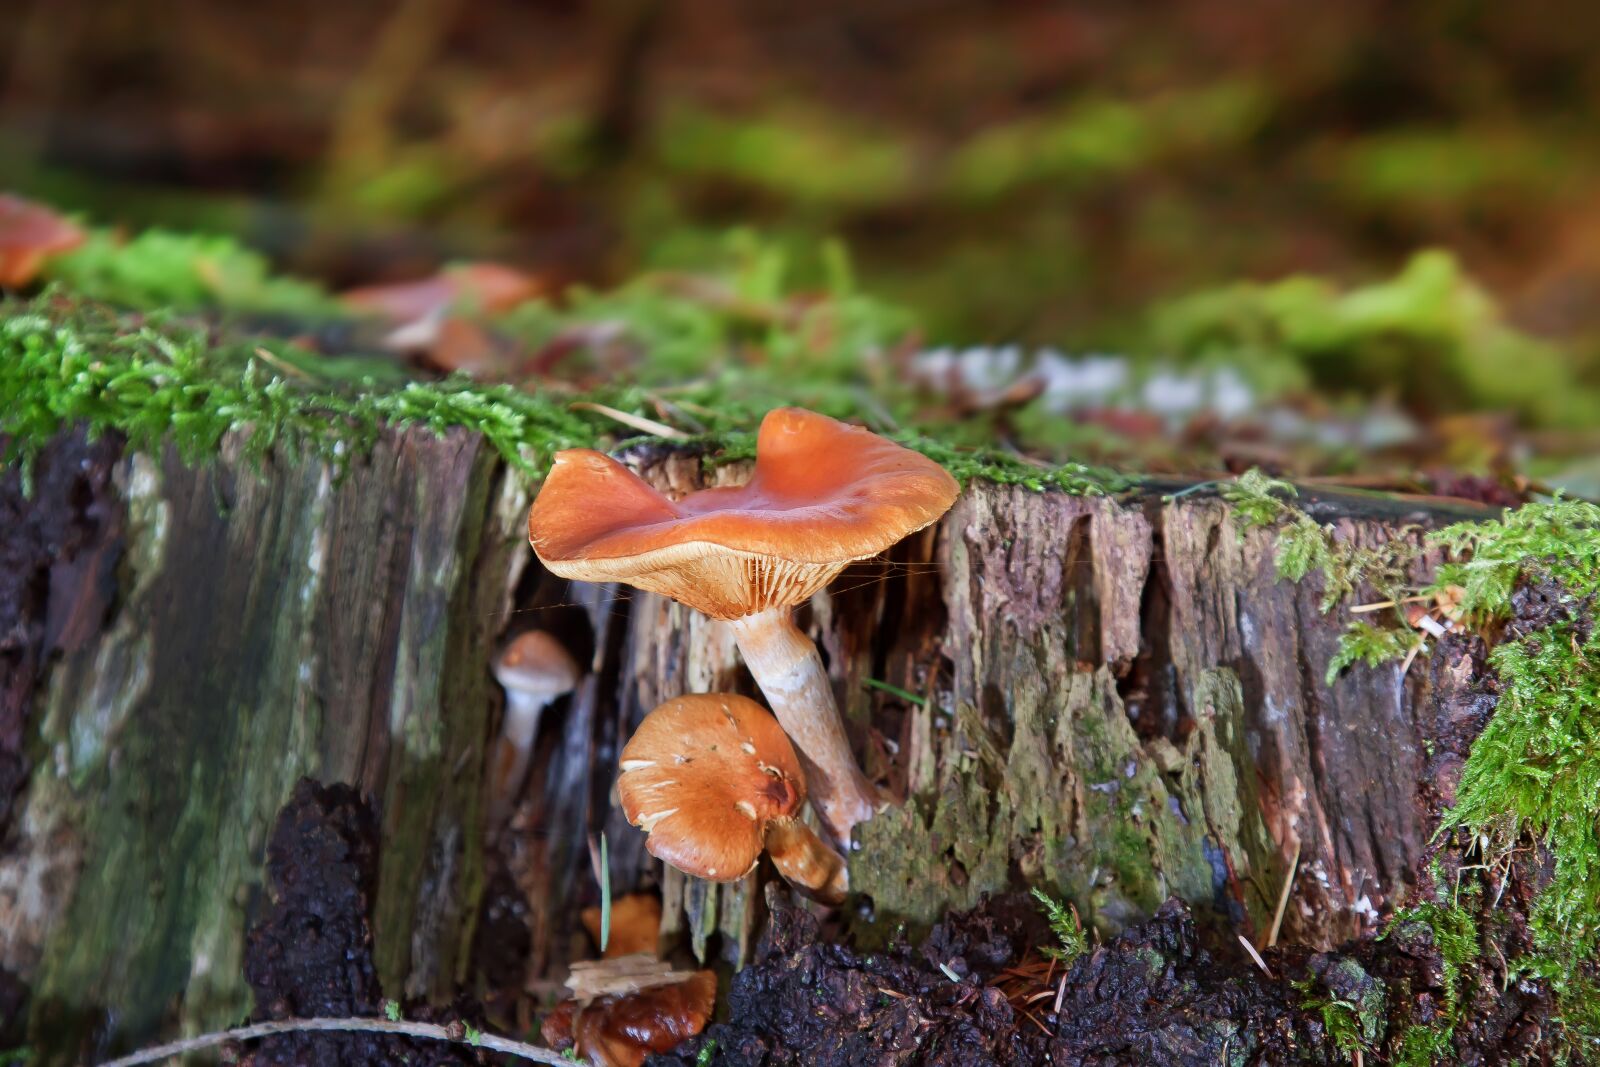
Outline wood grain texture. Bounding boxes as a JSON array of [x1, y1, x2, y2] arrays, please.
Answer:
[[4, 427, 522, 1063], [0, 431, 1488, 1062]]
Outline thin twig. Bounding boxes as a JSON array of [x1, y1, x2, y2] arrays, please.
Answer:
[[650, 394, 706, 433], [1398, 638, 1426, 681], [253, 346, 311, 379], [95, 1016, 569, 1067], [1267, 839, 1301, 949], [1162, 479, 1225, 502], [1238, 934, 1273, 978], [1348, 595, 1429, 614], [569, 401, 686, 439]]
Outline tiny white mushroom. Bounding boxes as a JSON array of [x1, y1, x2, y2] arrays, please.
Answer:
[[488, 631, 580, 833]]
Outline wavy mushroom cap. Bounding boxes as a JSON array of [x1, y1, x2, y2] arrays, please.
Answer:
[[618, 693, 805, 881], [527, 407, 960, 618]]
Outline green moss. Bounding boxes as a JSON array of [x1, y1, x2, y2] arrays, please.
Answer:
[[1374, 902, 1478, 1063], [0, 296, 592, 486], [1294, 957, 1386, 1060], [1234, 478, 1599, 1060], [1425, 498, 1600, 622], [0, 293, 1118, 498], [1323, 621, 1416, 686], [1395, 902, 1479, 1015], [943, 81, 1270, 202], [1449, 627, 1600, 949], [1300, 989, 1366, 1058], [6, 226, 1123, 493], [1422, 500, 1600, 952], [1333, 127, 1585, 211], [1220, 470, 1415, 609], [1392, 1025, 1453, 1067], [42, 229, 340, 316], [654, 105, 915, 208], [1030, 886, 1088, 964], [1155, 250, 1600, 430]]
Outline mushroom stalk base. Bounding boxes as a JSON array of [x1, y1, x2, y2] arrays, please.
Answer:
[[765, 817, 848, 905], [725, 608, 879, 845]]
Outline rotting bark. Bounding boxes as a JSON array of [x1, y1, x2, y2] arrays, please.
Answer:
[[595, 457, 1485, 965], [0, 431, 123, 832], [2, 426, 528, 1064], [876, 481, 1453, 950], [0, 428, 1505, 1063]]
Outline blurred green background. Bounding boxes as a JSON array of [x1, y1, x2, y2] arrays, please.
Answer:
[[3, 0, 1599, 484]]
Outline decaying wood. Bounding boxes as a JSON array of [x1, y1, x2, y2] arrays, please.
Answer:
[[1, 428, 527, 1061], [0, 429, 1492, 1062]]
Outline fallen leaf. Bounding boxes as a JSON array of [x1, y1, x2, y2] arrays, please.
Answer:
[[0, 194, 85, 288]]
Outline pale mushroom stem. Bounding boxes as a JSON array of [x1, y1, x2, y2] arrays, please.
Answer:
[[764, 817, 848, 905], [724, 607, 879, 844], [488, 693, 553, 830]]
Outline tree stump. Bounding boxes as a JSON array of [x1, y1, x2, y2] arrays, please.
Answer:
[[0, 428, 1492, 1063]]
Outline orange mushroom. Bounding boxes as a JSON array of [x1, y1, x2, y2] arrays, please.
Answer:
[[581, 892, 662, 958], [0, 194, 84, 289], [489, 631, 580, 830], [528, 407, 959, 844], [617, 693, 847, 904], [542, 957, 716, 1067]]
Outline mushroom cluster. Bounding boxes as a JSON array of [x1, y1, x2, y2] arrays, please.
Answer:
[[528, 407, 959, 847]]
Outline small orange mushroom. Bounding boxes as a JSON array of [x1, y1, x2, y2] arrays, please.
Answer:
[[528, 407, 959, 844], [581, 892, 662, 958], [618, 693, 847, 904], [542, 958, 715, 1067], [0, 194, 84, 289]]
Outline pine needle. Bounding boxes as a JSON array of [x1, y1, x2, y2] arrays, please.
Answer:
[[569, 401, 686, 439], [599, 831, 612, 953], [1267, 839, 1301, 949]]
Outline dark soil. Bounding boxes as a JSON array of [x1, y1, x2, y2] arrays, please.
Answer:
[[241, 778, 482, 1067], [650, 886, 1338, 1067], [0, 430, 122, 831]]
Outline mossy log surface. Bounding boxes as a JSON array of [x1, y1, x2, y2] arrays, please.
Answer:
[[0, 428, 1493, 1063]]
